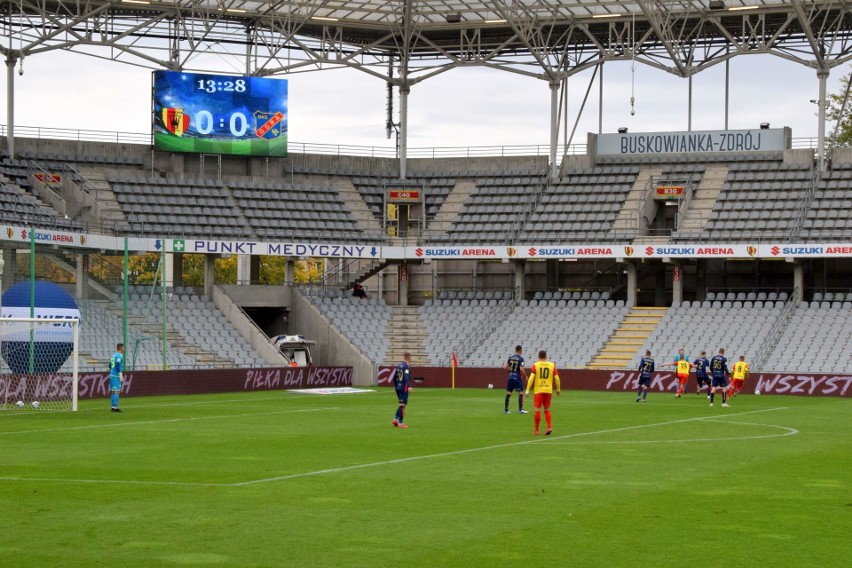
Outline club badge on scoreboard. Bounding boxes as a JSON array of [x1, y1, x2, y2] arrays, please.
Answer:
[[254, 111, 285, 139]]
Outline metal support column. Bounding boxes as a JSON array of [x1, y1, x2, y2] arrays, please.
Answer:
[[399, 85, 409, 179], [549, 81, 560, 179], [724, 58, 730, 130], [6, 56, 15, 158], [598, 64, 604, 134], [688, 74, 693, 132], [817, 69, 829, 171]]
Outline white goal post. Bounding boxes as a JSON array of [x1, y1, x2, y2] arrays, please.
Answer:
[[0, 317, 80, 412]]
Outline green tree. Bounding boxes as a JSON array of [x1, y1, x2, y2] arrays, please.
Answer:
[[827, 69, 852, 147]]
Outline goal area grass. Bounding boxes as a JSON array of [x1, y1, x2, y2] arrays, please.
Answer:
[[1, 389, 848, 567]]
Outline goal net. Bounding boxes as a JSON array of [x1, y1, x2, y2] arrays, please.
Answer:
[[0, 317, 80, 412]]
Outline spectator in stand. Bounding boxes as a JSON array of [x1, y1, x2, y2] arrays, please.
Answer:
[[352, 282, 368, 299]]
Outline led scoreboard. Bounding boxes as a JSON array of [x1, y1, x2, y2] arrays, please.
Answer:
[[153, 71, 288, 157]]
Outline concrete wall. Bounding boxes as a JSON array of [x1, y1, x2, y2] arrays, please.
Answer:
[[783, 148, 816, 167], [288, 288, 376, 386], [218, 284, 290, 308], [213, 286, 290, 366]]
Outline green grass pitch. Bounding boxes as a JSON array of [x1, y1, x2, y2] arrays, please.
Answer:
[[1, 389, 849, 567]]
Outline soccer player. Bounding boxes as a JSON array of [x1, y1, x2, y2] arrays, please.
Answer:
[[391, 352, 413, 428], [524, 350, 560, 435], [503, 345, 528, 414], [636, 350, 654, 402], [109, 343, 124, 413], [730, 356, 749, 398], [664, 348, 692, 398], [709, 348, 730, 408], [693, 351, 712, 397]]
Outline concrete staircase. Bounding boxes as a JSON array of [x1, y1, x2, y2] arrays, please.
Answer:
[[429, 179, 475, 232], [676, 165, 728, 234], [587, 306, 667, 369], [612, 166, 662, 234], [383, 305, 429, 366], [77, 167, 127, 227]]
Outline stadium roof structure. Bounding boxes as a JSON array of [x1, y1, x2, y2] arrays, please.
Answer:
[[3, 1, 851, 78], [2, 1, 852, 173]]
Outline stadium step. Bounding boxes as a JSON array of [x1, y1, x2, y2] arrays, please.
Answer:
[[429, 180, 476, 233], [586, 305, 668, 369], [384, 305, 429, 367], [612, 166, 663, 232]]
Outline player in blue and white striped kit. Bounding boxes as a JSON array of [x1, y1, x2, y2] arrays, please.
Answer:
[[109, 343, 124, 413]]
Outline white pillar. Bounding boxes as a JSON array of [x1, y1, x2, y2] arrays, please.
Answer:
[[687, 74, 693, 132], [75, 254, 85, 299], [398, 263, 409, 306], [817, 69, 829, 171], [203, 254, 216, 299], [672, 263, 683, 306], [513, 260, 526, 300], [399, 86, 409, 179], [6, 56, 15, 158], [164, 252, 174, 288], [549, 81, 560, 179], [626, 262, 637, 307], [285, 258, 295, 286], [793, 262, 804, 304], [237, 254, 250, 285]]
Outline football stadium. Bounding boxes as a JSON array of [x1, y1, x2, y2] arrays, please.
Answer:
[[0, 1, 850, 566]]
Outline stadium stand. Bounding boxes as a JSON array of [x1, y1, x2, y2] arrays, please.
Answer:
[[463, 291, 627, 368], [305, 292, 391, 364], [524, 167, 638, 242], [228, 179, 362, 240], [351, 176, 455, 223], [109, 175, 246, 239], [631, 294, 790, 370], [0, 180, 82, 231], [763, 294, 852, 373], [420, 290, 515, 365], [800, 164, 852, 241], [76, 299, 197, 371], [120, 285, 268, 368], [702, 161, 812, 241]]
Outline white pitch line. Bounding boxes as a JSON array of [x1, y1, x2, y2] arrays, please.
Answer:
[[545, 420, 799, 445], [232, 407, 790, 486], [0, 407, 790, 488], [0, 407, 338, 436]]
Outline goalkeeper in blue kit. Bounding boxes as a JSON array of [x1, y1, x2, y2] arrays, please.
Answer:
[[109, 343, 124, 413]]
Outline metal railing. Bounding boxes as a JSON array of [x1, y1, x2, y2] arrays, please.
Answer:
[[504, 175, 550, 245], [455, 287, 518, 363], [752, 287, 799, 372], [674, 174, 700, 231], [2, 123, 822, 158], [787, 166, 821, 241]]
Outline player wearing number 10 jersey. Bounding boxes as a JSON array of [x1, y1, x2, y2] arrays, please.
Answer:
[[524, 350, 560, 436]]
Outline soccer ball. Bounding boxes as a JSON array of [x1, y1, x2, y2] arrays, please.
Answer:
[[15, 401, 24, 408], [754, 389, 761, 395], [31, 401, 40, 409], [487, 384, 494, 389]]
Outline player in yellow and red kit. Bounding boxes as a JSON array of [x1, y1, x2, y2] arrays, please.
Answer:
[[524, 350, 560, 436], [664, 348, 693, 398], [730, 356, 749, 397]]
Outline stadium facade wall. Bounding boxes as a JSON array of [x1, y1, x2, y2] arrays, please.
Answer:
[[376, 367, 850, 397], [212, 285, 291, 366], [288, 288, 375, 385], [76, 366, 353, 398]]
